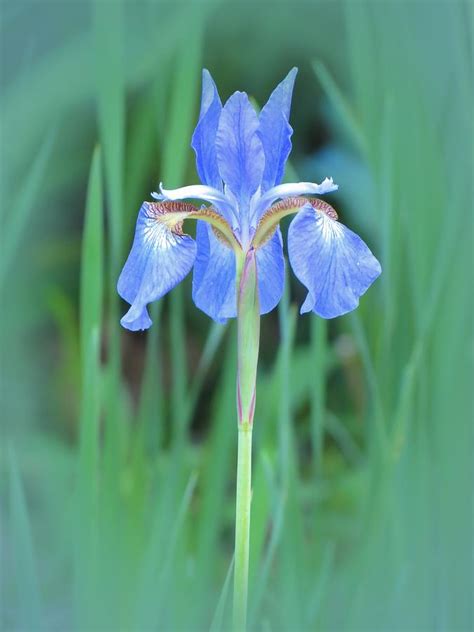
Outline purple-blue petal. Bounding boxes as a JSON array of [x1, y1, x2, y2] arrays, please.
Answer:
[[215, 91, 265, 207], [258, 68, 298, 192], [117, 202, 196, 330], [192, 221, 237, 322], [192, 222, 284, 321], [255, 227, 285, 314], [288, 205, 381, 318], [191, 69, 223, 190]]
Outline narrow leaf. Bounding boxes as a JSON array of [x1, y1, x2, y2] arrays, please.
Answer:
[[8, 444, 43, 628]]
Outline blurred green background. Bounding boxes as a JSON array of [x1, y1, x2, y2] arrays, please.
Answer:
[[1, 1, 472, 630]]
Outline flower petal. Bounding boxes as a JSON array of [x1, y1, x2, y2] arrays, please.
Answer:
[[288, 204, 381, 318], [258, 67, 298, 192], [255, 227, 285, 314], [192, 221, 237, 322], [216, 91, 265, 208], [156, 183, 238, 224], [118, 202, 196, 330], [191, 69, 223, 190], [253, 177, 338, 222]]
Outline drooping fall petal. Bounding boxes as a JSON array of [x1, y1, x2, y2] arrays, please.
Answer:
[[118, 202, 197, 330], [192, 221, 237, 322], [288, 204, 381, 318]]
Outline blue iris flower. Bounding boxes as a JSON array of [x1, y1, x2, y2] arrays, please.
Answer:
[[118, 68, 381, 331]]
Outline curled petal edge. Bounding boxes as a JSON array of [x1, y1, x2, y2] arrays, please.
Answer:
[[155, 183, 239, 225], [252, 177, 338, 223]]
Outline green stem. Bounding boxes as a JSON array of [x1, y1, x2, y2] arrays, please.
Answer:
[[233, 424, 253, 630], [233, 250, 260, 631]]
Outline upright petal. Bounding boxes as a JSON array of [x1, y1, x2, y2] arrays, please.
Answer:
[[192, 221, 237, 322], [255, 227, 285, 314], [216, 91, 265, 207], [288, 204, 381, 318], [191, 69, 223, 190], [258, 68, 298, 192], [118, 202, 196, 330]]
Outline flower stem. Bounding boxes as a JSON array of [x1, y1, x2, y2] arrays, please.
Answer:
[[233, 249, 260, 631], [233, 423, 252, 631]]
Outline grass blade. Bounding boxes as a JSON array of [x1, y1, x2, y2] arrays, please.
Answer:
[[161, 19, 204, 446], [137, 303, 164, 454], [185, 322, 228, 429], [134, 472, 198, 628], [0, 130, 56, 290], [275, 282, 306, 629], [93, 0, 125, 280], [310, 316, 327, 476], [305, 541, 336, 626], [209, 556, 235, 632], [7, 443, 43, 628], [249, 489, 285, 626], [312, 60, 367, 156], [80, 147, 104, 367], [74, 147, 104, 627], [193, 334, 237, 622]]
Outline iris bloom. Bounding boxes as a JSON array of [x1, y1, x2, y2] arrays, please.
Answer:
[[118, 68, 381, 331]]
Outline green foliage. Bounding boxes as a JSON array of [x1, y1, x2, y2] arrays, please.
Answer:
[[1, 1, 472, 631], [7, 445, 43, 628]]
